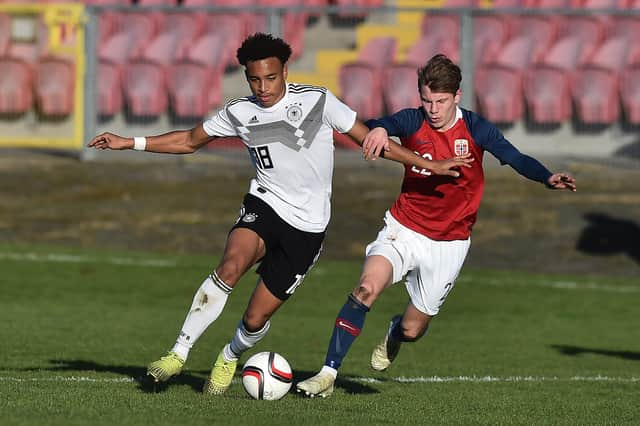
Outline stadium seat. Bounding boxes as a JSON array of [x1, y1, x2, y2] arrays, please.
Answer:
[[382, 63, 421, 113], [473, 15, 509, 67], [523, 67, 572, 124], [538, 36, 594, 71], [99, 13, 158, 65], [167, 63, 222, 118], [581, 0, 629, 8], [557, 16, 606, 48], [257, 0, 307, 60], [587, 36, 630, 71], [122, 62, 168, 117], [339, 63, 383, 120], [356, 36, 397, 69], [506, 15, 558, 66], [404, 36, 459, 67], [0, 59, 33, 114], [474, 67, 524, 123], [141, 13, 204, 65], [571, 68, 620, 124], [34, 58, 74, 116], [97, 62, 122, 116], [620, 68, 640, 125], [420, 14, 460, 47]]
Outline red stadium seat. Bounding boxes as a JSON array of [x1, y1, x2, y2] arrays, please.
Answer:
[[99, 13, 158, 65], [0, 59, 33, 114], [507, 16, 558, 65], [581, 0, 629, 8], [34, 58, 74, 116], [557, 16, 606, 48], [339, 63, 383, 120], [404, 36, 459, 67], [382, 63, 421, 113], [355, 36, 397, 69], [533, 0, 577, 7], [97, 62, 123, 116], [571, 68, 620, 124], [420, 14, 460, 46], [538, 36, 595, 71], [167, 63, 222, 118], [587, 37, 630, 71], [474, 15, 509, 67], [122, 62, 168, 117], [141, 13, 204, 65], [620, 68, 640, 125], [474, 67, 524, 123], [523, 67, 572, 124]]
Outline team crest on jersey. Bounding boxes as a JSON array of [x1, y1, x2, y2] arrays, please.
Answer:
[[242, 212, 258, 223], [454, 139, 469, 156], [286, 103, 303, 122]]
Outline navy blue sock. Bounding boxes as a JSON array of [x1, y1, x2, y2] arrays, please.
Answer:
[[324, 294, 370, 370]]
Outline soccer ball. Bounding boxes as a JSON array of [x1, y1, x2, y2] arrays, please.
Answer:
[[241, 351, 293, 400]]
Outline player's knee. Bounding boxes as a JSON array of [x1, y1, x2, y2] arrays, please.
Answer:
[[215, 261, 243, 285], [353, 278, 384, 306]]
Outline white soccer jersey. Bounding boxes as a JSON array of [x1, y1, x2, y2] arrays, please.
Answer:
[[203, 83, 357, 232]]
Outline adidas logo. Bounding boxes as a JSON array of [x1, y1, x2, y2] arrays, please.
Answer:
[[249, 115, 259, 124]]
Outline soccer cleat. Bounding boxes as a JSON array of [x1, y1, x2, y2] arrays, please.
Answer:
[[203, 351, 237, 395], [296, 371, 335, 398], [147, 352, 185, 383], [370, 315, 402, 372]]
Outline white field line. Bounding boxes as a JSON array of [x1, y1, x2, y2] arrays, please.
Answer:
[[0, 375, 638, 384], [0, 252, 176, 268], [457, 276, 640, 294]]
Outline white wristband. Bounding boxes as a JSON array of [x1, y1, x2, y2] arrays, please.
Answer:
[[133, 136, 147, 151]]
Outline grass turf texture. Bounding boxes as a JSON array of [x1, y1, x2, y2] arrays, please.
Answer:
[[1, 245, 638, 425]]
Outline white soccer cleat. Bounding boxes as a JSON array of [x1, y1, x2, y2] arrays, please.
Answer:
[[371, 315, 402, 372], [296, 370, 335, 398]]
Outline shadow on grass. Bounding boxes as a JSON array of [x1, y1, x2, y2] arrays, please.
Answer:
[[551, 345, 640, 361], [8, 359, 209, 393], [292, 370, 379, 396]]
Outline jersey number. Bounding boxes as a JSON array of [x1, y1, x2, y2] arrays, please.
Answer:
[[411, 152, 432, 176], [250, 146, 274, 169]]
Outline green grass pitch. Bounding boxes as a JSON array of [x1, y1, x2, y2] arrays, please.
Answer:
[[1, 244, 638, 425]]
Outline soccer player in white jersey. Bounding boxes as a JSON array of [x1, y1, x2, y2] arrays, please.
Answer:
[[87, 34, 473, 396]]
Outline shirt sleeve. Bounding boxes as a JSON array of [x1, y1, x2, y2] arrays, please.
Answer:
[[323, 89, 357, 133], [202, 106, 238, 137], [469, 112, 553, 185], [364, 108, 424, 137]]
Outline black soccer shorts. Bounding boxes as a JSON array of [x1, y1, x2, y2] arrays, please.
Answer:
[[231, 194, 325, 301]]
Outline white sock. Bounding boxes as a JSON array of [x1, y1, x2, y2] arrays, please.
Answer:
[[320, 365, 338, 379], [223, 320, 271, 362], [171, 271, 232, 360]]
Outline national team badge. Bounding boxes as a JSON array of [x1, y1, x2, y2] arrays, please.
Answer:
[[286, 104, 303, 122], [242, 213, 258, 223], [454, 139, 469, 156]]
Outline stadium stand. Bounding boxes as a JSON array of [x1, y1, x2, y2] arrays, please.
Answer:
[[475, 67, 524, 124]]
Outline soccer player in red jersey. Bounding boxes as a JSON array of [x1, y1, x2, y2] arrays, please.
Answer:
[[297, 54, 577, 398]]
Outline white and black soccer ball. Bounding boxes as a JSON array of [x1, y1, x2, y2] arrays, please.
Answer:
[[241, 351, 293, 400]]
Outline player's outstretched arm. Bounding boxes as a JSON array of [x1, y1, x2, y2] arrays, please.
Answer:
[[87, 125, 215, 154], [347, 122, 473, 177], [547, 173, 577, 192]]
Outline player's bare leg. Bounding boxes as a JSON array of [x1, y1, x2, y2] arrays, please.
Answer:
[[147, 228, 264, 386], [204, 279, 284, 395], [297, 255, 393, 397], [371, 302, 431, 371]]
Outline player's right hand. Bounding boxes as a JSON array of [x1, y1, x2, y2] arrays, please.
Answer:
[[430, 154, 474, 177], [362, 127, 390, 160], [87, 132, 132, 150]]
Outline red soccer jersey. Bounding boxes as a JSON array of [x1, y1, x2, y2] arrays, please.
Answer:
[[390, 114, 485, 241]]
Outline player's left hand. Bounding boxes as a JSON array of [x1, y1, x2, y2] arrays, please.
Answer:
[[547, 173, 577, 191]]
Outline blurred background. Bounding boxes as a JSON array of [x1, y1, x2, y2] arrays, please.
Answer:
[[0, 0, 638, 278]]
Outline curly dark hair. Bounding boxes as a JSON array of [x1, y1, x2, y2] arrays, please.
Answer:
[[417, 54, 461, 95], [236, 33, 292, 66]]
